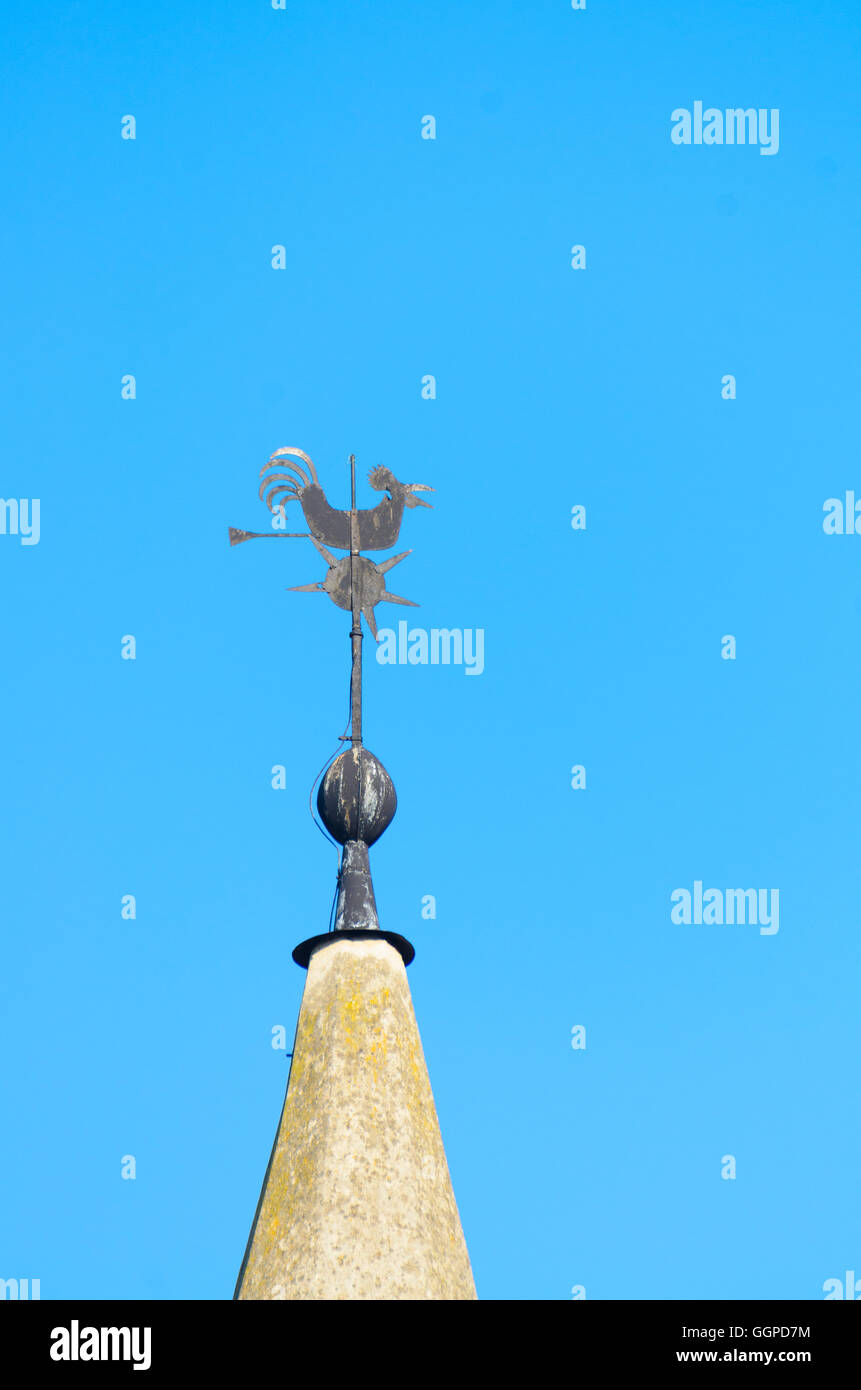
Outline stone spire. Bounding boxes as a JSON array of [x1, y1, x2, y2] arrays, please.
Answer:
[[235, 748, 476, 1300], [230, 448, 475, 1300]]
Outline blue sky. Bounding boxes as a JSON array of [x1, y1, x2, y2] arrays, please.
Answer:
[[1, 0, 859, 1300]]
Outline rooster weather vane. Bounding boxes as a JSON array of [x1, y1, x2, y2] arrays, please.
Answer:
[[230, 447, 432, 641], [229, 446, 433, 967]]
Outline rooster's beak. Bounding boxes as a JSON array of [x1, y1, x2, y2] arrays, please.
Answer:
[[407, 484, 434, 509]]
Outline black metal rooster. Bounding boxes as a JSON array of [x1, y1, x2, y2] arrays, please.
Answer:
[[254, 446, 432, 551]]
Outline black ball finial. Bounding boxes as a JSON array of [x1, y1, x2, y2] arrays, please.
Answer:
[[317, 747, 397, 846]]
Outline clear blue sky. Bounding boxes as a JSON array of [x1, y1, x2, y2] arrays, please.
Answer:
[[1, 0, 859, 1300]]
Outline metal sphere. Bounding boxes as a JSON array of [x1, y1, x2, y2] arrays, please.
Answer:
[[317, 747, 397, 846]]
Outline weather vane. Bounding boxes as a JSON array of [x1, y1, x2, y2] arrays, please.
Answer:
[[229, 446, 433, 964], [230, 447, 432, 747]]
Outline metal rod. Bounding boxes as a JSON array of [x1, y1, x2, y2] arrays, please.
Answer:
[[228, 528, 309, 544], [349, 454, 362, 747]]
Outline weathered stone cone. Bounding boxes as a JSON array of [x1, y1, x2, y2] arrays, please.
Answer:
[[234, 934, 477, 1300]]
